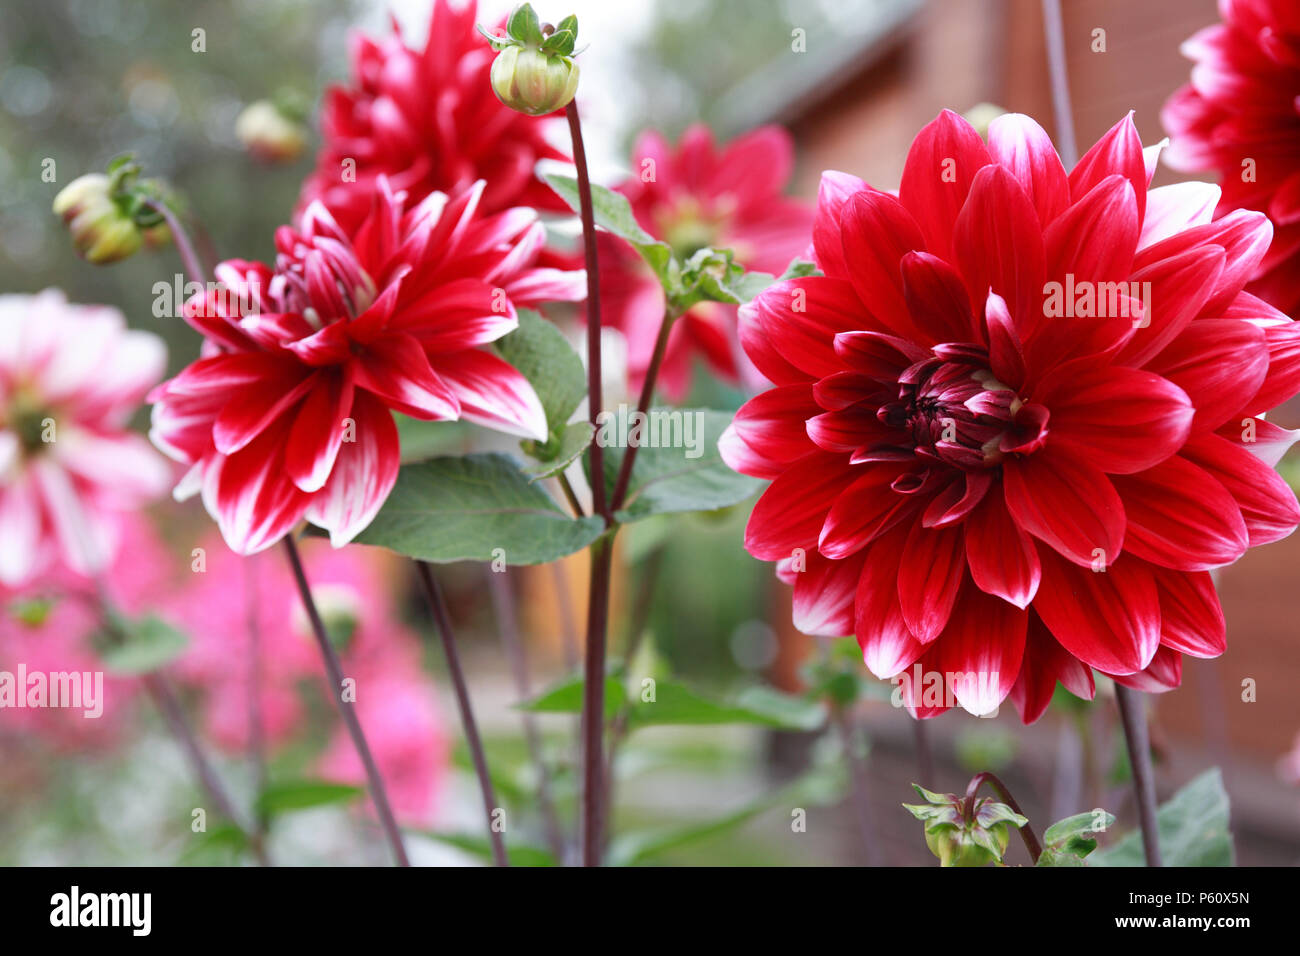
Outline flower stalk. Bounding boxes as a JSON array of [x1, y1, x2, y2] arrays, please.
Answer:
[[415, 560, 510, 867], [282, 536, 410, 867], [1115, 684, 1163, 866], [962, 771, 1042, 863]]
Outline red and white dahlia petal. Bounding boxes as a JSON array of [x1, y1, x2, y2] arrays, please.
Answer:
[[0, 290, 169, 586], [298, 0, 569, 235], [1163, 0, 1300, 315], [596, 124, 814, 400], [723, 110, 1300, 722], [149, 179, 583, 555]]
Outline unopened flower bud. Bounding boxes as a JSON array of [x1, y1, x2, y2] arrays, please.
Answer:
[[903, 784, 1028, 867], [52, 173, 142, 265], [480, 6, 580, 116], [235, 99, 308, 163]]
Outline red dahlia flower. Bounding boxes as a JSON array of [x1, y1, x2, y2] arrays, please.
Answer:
[[722, 110, 1300, 721], [149, 179, 583, 555], [598, 124, 814, 399], [1163, 0, 1300, 314], [299, 0, 569, 235]]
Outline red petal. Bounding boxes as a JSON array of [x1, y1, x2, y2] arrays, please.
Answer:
[[433, 348, 548, 441], [1182, 433, 1300, 547], [1145, 562, 1225, 659], [1110, 646, 1182, 693], [1045, 174, 1139, 287], [1004, 443, 1125, 566], [791, 550, 864, 637], [854, 522, 926, 679], [1146, 319, 1268, 432], [965, 487, 1041, 608], [900, 251, 981, 345], [305, 392, 400, 546], [1037, 362, 1193, 474], [839, 190, 927, 340], [930, 582, 1026, 716], [987, 112, 1069, 229], [952, 164, 1046, 336], [818, 462, 914, 560], [745, 452, 856, 561], [898, 109, 992, 261], [749, 277, 872, 380], [812, 170, 867, 278], [897, 519, 965, 643], [1009, 613, 1095, 723], [284, 370, 356, 494], [1068, 112, 1147, 224], [720, 384, 821, 479], [352, 332, 461, 421], [1117, 245, 1225, 367], [1035, 550, 1160, 675], [1112, 456, 1248, 571]]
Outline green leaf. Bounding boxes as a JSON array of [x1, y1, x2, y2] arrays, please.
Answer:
[[1037, 809, 1115, 867], [493, 309, 586, 454], [593, 408, 762, 522], [256, 779, 362, 817], [542, 173, 673, 284], [100, 615, 188, 675], [540, 29, 575, 55], [353, 453, 605, 566], [521, 421, 594, 480], [1091, 768, 1233, 867], [517, 674, 626, 722], [627, 680, 825, 731], [180, 822, 248, 865], [607, 768, 842, 866], [394, 414, 469, 463], [779, 258, 820, 280], [419, 831, 558, 866], [506, 3, 543, 44]]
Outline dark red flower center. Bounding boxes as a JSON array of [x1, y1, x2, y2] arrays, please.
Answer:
[[879, 345, 1048, 471]]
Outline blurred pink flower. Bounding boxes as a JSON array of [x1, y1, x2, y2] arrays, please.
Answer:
[[595, 125, 815, 399], [0, 290, 169, 586], [0, 517, 174, 749], [318, 673, 449, 826], [1280, 732, 1300, 786], [169, 535, 447, 822]]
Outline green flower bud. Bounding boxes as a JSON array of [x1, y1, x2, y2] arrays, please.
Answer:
[[903, 783, 1029, 867], [52, 173, 142, 265], [235, 99, 308, 163], [481, 5, 581, 116]]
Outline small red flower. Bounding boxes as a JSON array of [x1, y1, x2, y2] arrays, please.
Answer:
[[1163, 0, 1300, 314], [299, 0, 569, 235], [723, 110, 1300, 721], [149, 180, 583, 555], [598, 124, 814, 399]]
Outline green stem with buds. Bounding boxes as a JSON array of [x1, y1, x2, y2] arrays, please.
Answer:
[[962, 771, 1042, 863]]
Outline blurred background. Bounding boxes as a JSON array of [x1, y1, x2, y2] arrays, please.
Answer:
[[1, 0, 1297, 865]]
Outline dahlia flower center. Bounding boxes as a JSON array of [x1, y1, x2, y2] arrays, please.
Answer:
[[4, 390, 56, 457], [656, 195, 731, 259], [271, 239, 377, 329], [879, 346, 1047, 469]]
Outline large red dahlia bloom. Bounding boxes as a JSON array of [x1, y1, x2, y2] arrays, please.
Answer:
[[299, 0, 568, 235], [1163, 0, 1300, 314], [149, 180, 582, 555], [598, 124, 814, 399], [722, 110, 1300, 721]]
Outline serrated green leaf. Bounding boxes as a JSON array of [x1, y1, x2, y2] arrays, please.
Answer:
[[493, 309, 586, 450], [100, 615, 188, 675], [542, 173, 673, 284], [1091, 768, 1233, 867], [627, 679, 824, 730], [352, 453, 604, 565], [256, 779, 362, 817], [592, 408, 762, 522], [522, 421, 594, 480], [517, 674, 625, 721]]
